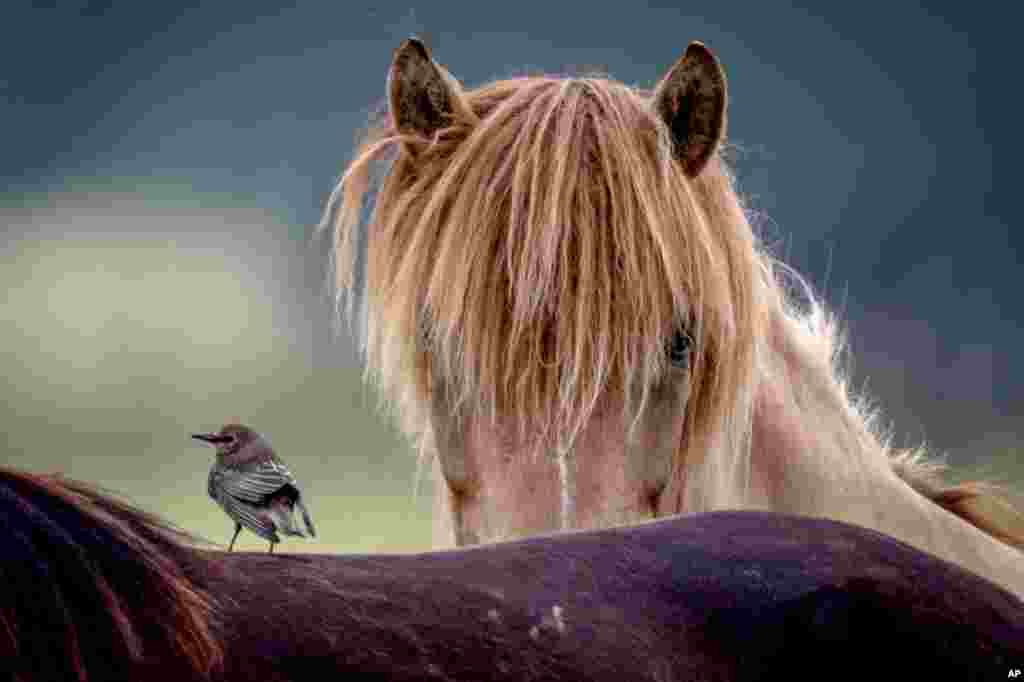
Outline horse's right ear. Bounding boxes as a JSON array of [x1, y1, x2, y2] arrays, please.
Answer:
[[388, 37, 464, 144]]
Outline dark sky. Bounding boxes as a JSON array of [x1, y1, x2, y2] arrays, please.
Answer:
[[3, 0, 1022, 524]]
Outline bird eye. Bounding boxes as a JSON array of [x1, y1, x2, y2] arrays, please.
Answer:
[[667, 329, 692, 367]]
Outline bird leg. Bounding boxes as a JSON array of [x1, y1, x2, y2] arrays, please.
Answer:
[[228, 523, 242, 552], [268, 542, 276, 555]]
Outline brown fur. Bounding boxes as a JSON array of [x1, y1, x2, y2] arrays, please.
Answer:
[[1, 465, 1022, 680], [0, 468, 221, 681]]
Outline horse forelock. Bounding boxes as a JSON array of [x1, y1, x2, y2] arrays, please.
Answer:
[[0, 468, 222, 680], [332, 73, 766, 474]]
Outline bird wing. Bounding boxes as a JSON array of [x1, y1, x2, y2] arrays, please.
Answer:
[[219, 459, 299, 505], [214, 490, 279, 542]]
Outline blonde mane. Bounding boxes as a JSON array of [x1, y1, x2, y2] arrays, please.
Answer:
[[334, 75, 760, 493], [326, 44, 1024, 586]]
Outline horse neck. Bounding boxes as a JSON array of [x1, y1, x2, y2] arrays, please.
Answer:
[[747, 305, 888, 514], [747, 305, 1024, 599]]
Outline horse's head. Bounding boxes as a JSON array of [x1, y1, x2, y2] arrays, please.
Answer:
[[333, 38, 771, 545]]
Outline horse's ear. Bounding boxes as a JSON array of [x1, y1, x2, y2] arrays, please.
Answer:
[[651, 42, 727, 177], [388, 37, 463, 143]]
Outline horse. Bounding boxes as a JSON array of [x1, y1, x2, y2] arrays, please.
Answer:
[[325, 37, 1024, 597], [1, 465, 1022, 681]]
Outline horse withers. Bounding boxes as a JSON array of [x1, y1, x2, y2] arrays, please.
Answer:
[[2, 466, 1020, 680]]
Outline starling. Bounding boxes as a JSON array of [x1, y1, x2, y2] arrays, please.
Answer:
[[192, 423, 317, 553]]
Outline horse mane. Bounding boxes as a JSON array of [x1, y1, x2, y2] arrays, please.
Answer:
[[0, 467, 221, 681], [327, 60, 1024, 551], [889, 450, 1024, 550], [330, 73, 761, 490]]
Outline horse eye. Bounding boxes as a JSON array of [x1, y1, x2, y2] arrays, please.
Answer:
[[667, 330, 692, 367]]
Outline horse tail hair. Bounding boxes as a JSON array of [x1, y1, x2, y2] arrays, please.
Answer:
[[0, 467, 222, 681], [889, 450, 1024, 551], [297, 497, 317, 538]]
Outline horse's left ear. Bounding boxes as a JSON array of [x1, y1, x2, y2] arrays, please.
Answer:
[[387, 37, 466, 145], [651, 42, 727, 177]]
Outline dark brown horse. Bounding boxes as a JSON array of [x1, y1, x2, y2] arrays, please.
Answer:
[[1, 465, 1021, 681]]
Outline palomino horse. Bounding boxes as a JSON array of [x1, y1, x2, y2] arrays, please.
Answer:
[[327, 38, 1024, 597], [1, 466, 1021, 680]]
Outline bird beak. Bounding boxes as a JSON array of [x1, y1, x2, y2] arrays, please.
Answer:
[[192, 433, 220, 444]]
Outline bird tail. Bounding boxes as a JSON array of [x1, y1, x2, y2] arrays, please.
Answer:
[[296, 497, 317, 538]]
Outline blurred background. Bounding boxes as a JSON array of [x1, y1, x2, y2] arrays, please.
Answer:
[[2, 1, 1021, 553]]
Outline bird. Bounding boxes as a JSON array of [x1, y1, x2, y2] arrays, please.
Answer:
[[192, 423, 316, 553]]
